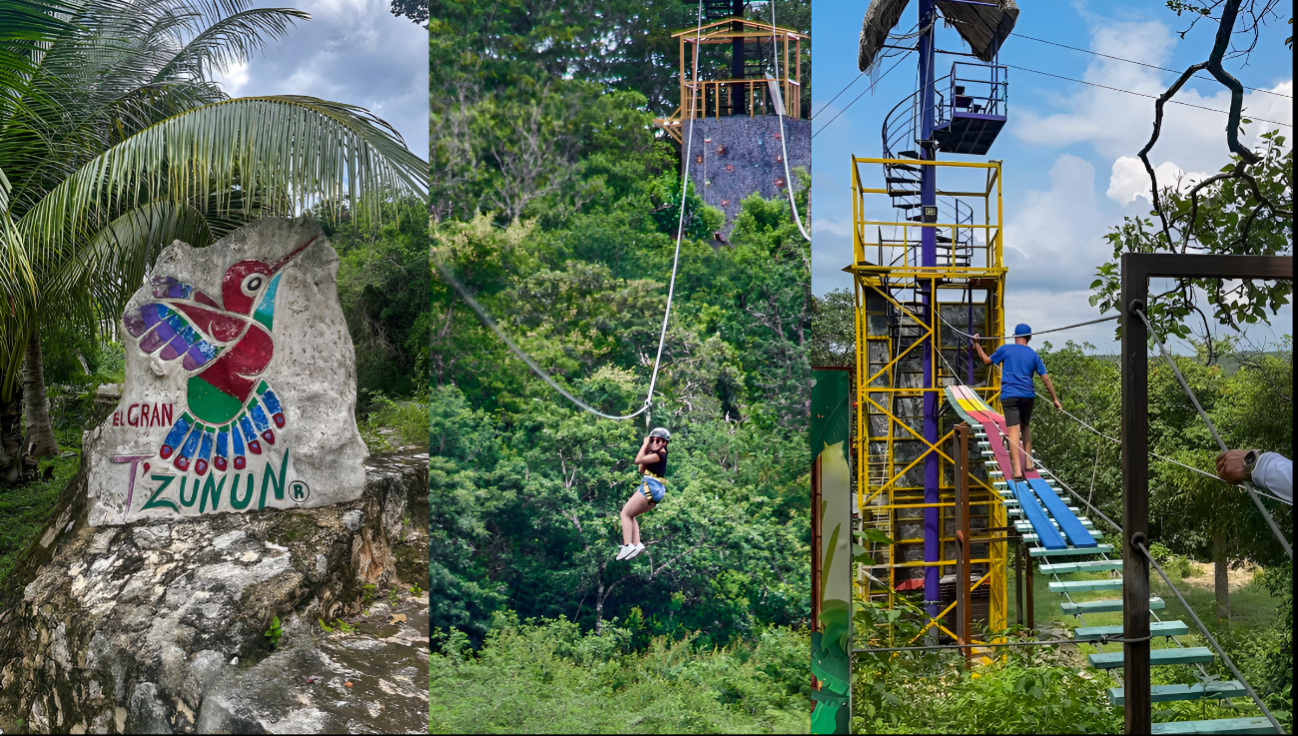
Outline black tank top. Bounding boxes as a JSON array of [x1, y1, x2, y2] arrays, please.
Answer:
[[645, 448, 667, 479]]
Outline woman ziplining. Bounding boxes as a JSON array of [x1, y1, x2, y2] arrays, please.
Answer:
[[616, 427, 671, 561]]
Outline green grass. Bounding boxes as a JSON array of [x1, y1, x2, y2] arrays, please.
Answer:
[[1021, 565, 1279, 638], [0, 427, 82, 591], [429, 614, 811, 734], [358, 392, 428, 452], [1013, 562, 1289, 729]]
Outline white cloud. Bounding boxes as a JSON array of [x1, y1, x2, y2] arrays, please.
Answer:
[[1106, 156, 1210, 206], [210, 0, 427, 157], [1011, 20, 1292, 178]]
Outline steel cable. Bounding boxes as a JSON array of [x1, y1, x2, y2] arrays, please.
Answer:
[[768, 1, 811, 242], [431, 1, 708, 423], [1135, 308, 1291, 558]]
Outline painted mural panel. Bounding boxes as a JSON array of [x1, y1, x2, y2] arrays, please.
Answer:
[[84, 218, 368, 526], [811, 369, 851, 734]]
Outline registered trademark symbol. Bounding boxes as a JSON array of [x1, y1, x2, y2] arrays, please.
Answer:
[[289, 480, 310, 503]]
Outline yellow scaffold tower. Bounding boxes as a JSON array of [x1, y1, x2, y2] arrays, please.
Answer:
[[850, 156, 1008, 648]]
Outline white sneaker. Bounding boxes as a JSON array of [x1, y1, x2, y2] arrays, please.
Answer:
[[615, 544, 634, 560], [625, 543, 646, 560]]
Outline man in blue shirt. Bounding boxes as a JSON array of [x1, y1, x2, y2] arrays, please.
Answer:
[[972, 324, 1062, 480]]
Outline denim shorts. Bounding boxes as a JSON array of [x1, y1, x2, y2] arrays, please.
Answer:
[[638, 475, 666, 504]]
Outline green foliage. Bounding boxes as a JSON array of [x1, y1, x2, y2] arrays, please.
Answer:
[[1148, 542, 1195, 581], [358, 391, 430, 452], [429, 0, 810, 223], [852, 599, 1120, 734], [809, 289, 855, 368], [429, 88, 810, 646], [327, 197, 431, 399], [429, 612, 811, 734], [264, 615, 282, 648], [1089, 132, 1292, 346]]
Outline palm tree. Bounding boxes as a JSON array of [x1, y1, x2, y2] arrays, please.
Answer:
[[0, 0, 427, 481]]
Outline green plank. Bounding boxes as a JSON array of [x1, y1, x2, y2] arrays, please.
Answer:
[[1088, 646, 1214, 669], [1048, 579, 1123, 593], [1073, 620, 1189, 641], [1040, 560, 1122, 575], [1030, 545, 1114, 557], [1108, 681, 1247, 706], [1150, 718, 1277, 735], [1061, 596, 1164, 615]]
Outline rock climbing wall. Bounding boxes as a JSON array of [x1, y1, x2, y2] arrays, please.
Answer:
[[681, 116, 811, 238], [84, 217, 368, 526]]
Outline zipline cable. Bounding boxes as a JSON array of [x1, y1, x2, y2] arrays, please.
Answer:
[[941, 16, 1291, 100], [432, 1, 708, 423], [1009, 31, 1291, 99], [1003, 64, 1291, 129], [1135, 308, 1292, 559], [812, 50, 910, 139], [938, 311, 1119, 341], [432, 262, 650, 421], [1056, 405, 1292, 506], [767, 0, 811, 242]]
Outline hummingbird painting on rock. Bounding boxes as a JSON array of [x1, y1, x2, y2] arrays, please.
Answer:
[[123, 236, 316, 476]]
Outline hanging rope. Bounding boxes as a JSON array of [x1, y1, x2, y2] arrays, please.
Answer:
[[432, 1, 707, 423], [767, 1, 811, 242], [938, 312, 1118, 341], [1137, 541, 1288, 735], [980, 423, 1283, 731], [1134, 308, 1292, 558]]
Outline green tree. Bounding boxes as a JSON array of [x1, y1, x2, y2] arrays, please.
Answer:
[[0, 0, 426, 482]]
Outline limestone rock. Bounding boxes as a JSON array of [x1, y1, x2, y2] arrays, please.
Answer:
[[84, 217, 367, 527], [0, 450, 429, 735]]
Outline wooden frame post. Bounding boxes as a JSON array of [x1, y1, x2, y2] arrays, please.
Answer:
[[1119, 253, 1291, 734]]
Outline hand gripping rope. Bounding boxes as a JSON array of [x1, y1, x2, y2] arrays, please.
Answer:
[[432, 1, 708, 424]]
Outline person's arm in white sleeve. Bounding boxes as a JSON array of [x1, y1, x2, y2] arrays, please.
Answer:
[[1251, 453, 1292, 505]]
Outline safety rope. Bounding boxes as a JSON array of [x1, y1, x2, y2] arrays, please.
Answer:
[[768, 0, 811, 242], [432, 1, 707, 423], [938, 311, 1118, 341], [998, 427, 1284, 721], [1137, 541, 1288, 735], [1135, 309, 1292, 558]]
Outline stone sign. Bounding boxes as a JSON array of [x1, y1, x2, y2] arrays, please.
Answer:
[[84, 217, 368, 526]]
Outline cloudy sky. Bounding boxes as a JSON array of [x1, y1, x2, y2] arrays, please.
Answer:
[[214, 0, 428, 161], [811, 0, 1292, 353]]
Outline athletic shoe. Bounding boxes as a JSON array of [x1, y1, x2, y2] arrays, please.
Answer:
[[615, 544, 634, 560], [625, 543, 646, 560]]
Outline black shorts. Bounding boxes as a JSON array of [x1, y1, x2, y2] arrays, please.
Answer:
[[1003, 397, 1035, 428]]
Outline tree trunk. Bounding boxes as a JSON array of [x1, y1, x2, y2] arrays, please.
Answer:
[[0, 386, 24, 485], [1213, 525, 1230, 620], [22, 331, 59, 459], [595, 564, 605, 635]]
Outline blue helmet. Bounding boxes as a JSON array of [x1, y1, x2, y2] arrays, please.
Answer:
[[1014, 323, 1032, 340]]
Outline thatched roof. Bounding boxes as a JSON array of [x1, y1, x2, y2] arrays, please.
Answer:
[[858, 0, 1018, 71]]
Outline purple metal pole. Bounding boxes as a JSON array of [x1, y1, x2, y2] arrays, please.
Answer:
[[918, 0, 941, 624]]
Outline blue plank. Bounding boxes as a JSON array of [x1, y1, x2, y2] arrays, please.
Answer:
[[1030, 544, 1113, 557], [1073, 620, 1189, 641], [1026, 477, 1097, 548], [1061, 596, 1165, 615], [1088, 646, 1215, 669], [1108, 681, 1247, 705], [1151, 718, 1277, 735], [1013, 481, 1066, 550]]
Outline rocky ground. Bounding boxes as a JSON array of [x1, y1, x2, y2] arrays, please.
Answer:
[[0, 450, 428, 734]]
